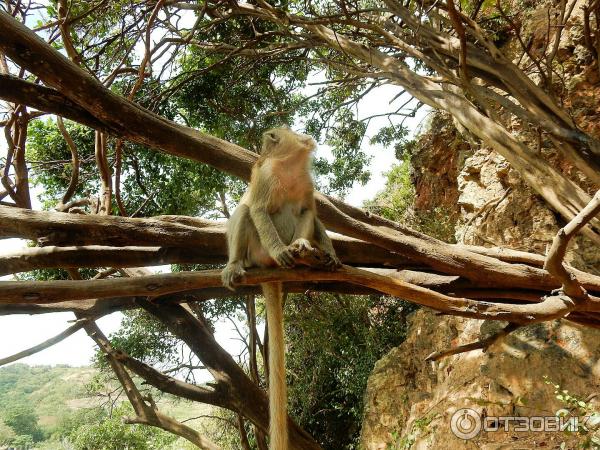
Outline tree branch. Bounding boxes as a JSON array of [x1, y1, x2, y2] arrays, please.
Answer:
[[56, 116, 80, 208], [425, 322, 521, 362], [0, 318, 89, 366], [2, 266, 598, 324], [0, 75, 105, 130], [83, 320, 222, 450], [545, 190, 600, 298], [138, 300, 321, 449]]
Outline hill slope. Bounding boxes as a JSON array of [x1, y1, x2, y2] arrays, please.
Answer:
[[0, 364, 211, 449]]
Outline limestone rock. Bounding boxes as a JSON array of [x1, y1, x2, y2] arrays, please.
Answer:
[[360, 309, 600, 450]]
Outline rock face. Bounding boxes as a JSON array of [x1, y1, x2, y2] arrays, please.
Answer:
[[360, 138, 600, 448], [410, 113, 467, 214], [456, 148, 599, 272], [360, 310, 600, 450]]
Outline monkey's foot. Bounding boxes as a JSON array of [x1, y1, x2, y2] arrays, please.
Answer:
[[323, 252, 342, 270], [287, 240, 340, 270], [221, 262, 246, 290], [272, 246, 295, 268]]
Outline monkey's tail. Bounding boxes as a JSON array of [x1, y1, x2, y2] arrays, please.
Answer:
[[262, 282, 288, 450]]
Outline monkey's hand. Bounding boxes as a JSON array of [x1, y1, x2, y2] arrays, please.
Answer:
[[291, 238, 314, 253], [221, 262, 246, 291], [271, 246, 295, 268]]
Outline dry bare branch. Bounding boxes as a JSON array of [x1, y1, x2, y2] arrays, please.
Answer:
[[0, 318, 89, 366], [425, 322, 521, 362], [84, 320, 222, 450], [545, 190, 600, 298]]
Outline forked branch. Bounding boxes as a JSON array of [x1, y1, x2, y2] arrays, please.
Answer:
[[545, 190, 600, 298], [83, 320, 221, 450]]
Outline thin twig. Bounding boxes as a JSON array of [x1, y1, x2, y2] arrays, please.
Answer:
[[56, 116, 80, 207], [0, 318, 89, 366], [425, 322, 521, 362]]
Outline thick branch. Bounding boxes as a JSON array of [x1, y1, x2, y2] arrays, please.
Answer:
[[0, 13, 256, 180], [1, 266, 596, 324], [0, 218, 409, 276], [0, 75, 105, 130], [11, 267, 457, 319], [138, 300, 321, 450], [5, 206, 600, 292], [84, 320, 221, 450]]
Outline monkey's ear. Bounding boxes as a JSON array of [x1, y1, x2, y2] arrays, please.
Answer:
[[262, 130, 281, 153], [264, 131, 280, 143]]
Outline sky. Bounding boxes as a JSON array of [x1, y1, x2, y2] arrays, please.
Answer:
[[0, 21, 430, 370]]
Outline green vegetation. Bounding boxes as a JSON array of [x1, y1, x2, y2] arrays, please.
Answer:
[[0, 364, 208, 449], [286, 294, 417, 449], [68, 404, 175, 450], [544, 377, 600, 449], [365, 158, 415, 223], [365, 154, 456, 243], [0, 364, 88, 446]]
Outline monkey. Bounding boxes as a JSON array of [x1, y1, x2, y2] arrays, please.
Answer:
[[221, 127, 340, 449]]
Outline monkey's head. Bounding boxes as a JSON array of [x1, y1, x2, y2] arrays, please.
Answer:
[[261, 127, 316, 158]]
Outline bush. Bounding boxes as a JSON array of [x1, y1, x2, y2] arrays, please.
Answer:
[[286, 293, 416, 449], [69, 404, 175, 450]]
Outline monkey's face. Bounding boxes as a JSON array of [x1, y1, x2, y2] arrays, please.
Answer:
[[295, 132, 317, 152], [262, 128, 316, 157]]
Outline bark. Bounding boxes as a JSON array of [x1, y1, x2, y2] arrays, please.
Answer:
[[0, 275, 462, 317], [0, 212, 409, 276], [0, 75, 105, 130], [545, 191, 600, 298]]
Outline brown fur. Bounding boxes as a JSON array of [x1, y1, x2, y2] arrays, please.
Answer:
[[222, 127, 340, 449]]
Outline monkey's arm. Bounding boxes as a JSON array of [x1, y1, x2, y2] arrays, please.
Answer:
[[221, 205, 249, 290], [291, 191, 316, 243], [291, 208, 316, 242], [225, 206, 250, 264], [249, 204, 295, 267]]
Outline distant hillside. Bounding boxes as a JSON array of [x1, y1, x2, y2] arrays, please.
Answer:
[[0, 364, 97, 431], [0, 364, 212, 450]]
